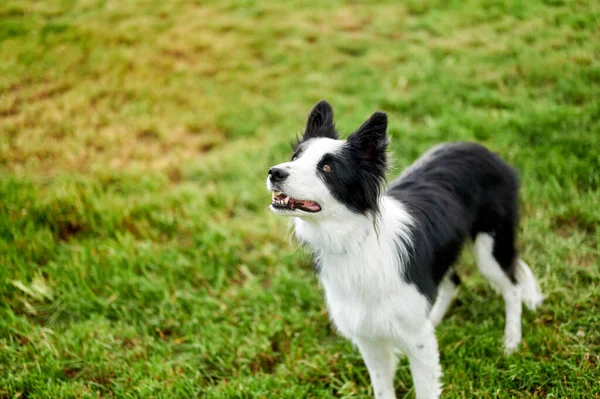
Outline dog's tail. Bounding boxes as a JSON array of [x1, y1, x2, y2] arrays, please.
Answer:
[[516, 259, 544, 311]]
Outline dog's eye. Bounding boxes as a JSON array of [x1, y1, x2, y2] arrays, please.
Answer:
[[322, 163, 333, 173]]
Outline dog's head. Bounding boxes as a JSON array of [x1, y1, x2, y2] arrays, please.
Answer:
[[266, 100, 389, 219]]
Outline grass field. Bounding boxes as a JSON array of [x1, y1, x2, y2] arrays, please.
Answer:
[[1, 0, 599, 397]]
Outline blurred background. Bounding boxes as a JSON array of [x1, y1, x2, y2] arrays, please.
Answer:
[[1, 1, 598, 398]]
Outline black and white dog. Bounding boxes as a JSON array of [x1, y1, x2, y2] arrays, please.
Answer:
[[266, 101, 543, 399]]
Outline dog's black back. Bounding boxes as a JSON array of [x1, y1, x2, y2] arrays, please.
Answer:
[[387, 143, 520, 302]]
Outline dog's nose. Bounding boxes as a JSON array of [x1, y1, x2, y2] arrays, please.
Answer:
[[269, 167, 289, 183]]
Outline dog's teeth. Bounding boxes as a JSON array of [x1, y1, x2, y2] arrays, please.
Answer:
[[284, 197, 289, 204]]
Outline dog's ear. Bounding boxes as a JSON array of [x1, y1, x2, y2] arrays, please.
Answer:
[[303, 100, 338, 141], [343, 111, 388, 215], [347, 111, 389, 163]]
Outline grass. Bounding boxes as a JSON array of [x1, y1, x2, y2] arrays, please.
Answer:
[[0, 0, 599, 397]]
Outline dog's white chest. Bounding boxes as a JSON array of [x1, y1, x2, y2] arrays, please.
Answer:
[[293, 197, 429, 340], [318, 246, 406, 339]]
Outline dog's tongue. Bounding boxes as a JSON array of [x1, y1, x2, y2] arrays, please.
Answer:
[[273, 192, 321, 212], [297, 200, 321, 212]]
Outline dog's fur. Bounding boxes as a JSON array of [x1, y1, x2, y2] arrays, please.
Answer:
[[266, 101, 544, 399]]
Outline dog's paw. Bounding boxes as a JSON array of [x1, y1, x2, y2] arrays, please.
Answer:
[[503, 338, 520, 355]]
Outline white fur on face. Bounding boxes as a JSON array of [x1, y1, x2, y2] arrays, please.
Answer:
[[266, 138, 346, 218]]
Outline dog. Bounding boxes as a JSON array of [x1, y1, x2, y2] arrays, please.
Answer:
[[266, 100, 544, 399]]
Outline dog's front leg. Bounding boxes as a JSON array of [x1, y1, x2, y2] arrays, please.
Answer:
[[398, 321, 442, 399], [355, 338, 397, 399]]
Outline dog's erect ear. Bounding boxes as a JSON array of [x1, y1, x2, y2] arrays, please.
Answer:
[[342, 111, 388, 215], [347, 111, 389, 162], [303, 100, 338, 141]]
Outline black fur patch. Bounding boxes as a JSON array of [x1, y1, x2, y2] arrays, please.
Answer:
[[293, 101, 389, 216], [450, 271, 461, 286], [387, 143, 520, 302], [292, 100, 339, 151], [316, 112, 389, 215]]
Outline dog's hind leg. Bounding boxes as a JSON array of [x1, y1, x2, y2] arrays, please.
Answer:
[[429, 269, 460, 327], [473, 232, 523, 354], [354, 338, 398, 399]]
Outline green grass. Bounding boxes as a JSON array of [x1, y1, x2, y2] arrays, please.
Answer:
[[1, 0, 599, 397]]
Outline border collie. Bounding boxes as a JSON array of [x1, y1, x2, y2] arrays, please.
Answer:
[[266, 101, 544, 399]]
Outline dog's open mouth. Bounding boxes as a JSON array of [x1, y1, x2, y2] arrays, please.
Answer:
[[271, 191, 321, 213]]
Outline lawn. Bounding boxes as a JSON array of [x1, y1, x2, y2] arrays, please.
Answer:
[[0, 0, 599, 398]]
